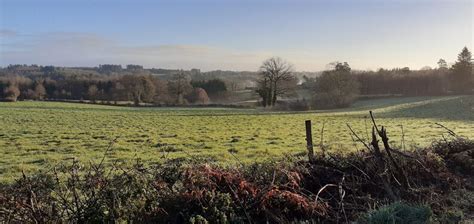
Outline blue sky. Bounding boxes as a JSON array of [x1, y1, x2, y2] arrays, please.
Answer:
[[0, 0, 472, 71]]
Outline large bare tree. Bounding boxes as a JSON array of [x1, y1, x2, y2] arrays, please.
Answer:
[[257, 57, 297, 107], [121, 74, 156, 106]]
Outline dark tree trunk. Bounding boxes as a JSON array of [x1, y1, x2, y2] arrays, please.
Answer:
[[272, 83, 277, 106], [266, 88, 272, 107], [134, 93, 141, 106]]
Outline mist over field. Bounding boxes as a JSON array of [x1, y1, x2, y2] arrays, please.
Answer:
[[0, 0, 473, 223]]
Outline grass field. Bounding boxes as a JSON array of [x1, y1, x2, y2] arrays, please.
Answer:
[[1, 96, 473, 182]]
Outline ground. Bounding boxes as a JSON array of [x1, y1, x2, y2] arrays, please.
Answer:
[[0, 95, 473, 182]]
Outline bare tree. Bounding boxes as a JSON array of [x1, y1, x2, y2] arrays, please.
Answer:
[[152, 78, 170, 104], [168, 71, 192, 104], [87, 85, 99, 102], [121, 74, 156, 106], [257, 57, 297, 107], [4, 85, 20, 102], [33, 81, 46, 100]]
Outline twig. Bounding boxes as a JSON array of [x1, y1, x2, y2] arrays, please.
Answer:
[[369, 111, 380, 134], [315, 184, 338, 203], [229, 151, 245, 167], [364, 116, 370, 142], [370, 112, 410, 188], [97, 137, 118, 170], [400, 125, 406, 151], [370, 127, 398, 201], [346, 123, 372, 152], [320, 121, 326, 157], [338, 176, 348, 224], [435, 122, 457, 137]]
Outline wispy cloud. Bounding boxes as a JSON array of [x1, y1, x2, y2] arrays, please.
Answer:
[[0, 32, 272, 71], [0, 29, 18, 38], [1, 30, 467, 71]]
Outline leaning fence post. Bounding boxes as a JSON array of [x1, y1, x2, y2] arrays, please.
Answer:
[[305, 120, 315, 162]]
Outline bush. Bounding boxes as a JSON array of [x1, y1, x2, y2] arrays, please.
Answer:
[[358, 202, 432, 224], [186, 88, 210, 104], [287, 99, 310, 111], [273, 99, 311, 111], [431, 138, 474, 176]]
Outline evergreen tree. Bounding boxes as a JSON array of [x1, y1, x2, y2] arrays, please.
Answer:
[[451, 47, 473, 93]]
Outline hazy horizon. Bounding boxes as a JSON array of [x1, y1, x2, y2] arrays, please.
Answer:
[[1, 0, 473, 71]]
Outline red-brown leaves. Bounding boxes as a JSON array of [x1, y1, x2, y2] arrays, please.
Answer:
[[262, 188, 327, 217]]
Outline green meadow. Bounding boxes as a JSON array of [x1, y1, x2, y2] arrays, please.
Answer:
[[1, 96, 473, 182]]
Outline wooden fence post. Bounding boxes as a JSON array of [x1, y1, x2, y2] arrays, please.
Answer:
[[305, 120, 315, 162]]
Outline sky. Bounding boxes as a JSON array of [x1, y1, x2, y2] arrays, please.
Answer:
[[0, 0, 472, 71]]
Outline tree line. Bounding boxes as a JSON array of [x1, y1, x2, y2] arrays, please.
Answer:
[[256, 47, 473, 109], [0, 68, 229, 105], [1, 47, 472, 109]]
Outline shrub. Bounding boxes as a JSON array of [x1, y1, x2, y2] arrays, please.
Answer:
[[436, 209, 464, 224], [358, 202, 432, 224], [431, 138, 474, 176], [186, 87, 210, 104], [273, 99, 310, 111], [287, 99, 310, 111], [189, 215, 209, 224]]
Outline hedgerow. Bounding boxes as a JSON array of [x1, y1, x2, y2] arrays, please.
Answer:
[[1, 135, 472, 223]]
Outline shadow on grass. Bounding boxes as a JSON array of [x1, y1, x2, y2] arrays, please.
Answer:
[[379, 95, 474, 121]]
